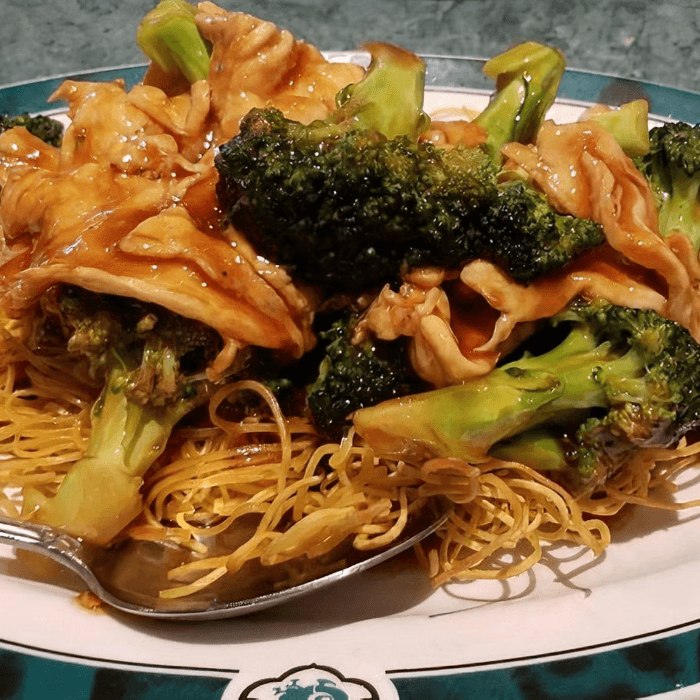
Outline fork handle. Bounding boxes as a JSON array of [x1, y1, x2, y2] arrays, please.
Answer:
[[0, 515, 98, 587]]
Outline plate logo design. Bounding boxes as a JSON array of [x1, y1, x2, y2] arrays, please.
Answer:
[[238, 663, 379, 700]]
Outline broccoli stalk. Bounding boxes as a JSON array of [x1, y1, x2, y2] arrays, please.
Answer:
[[636, 121, 700, 250], [26, 366, 202, 544], [136, 0, 211, 84], [353, 299, 700, 481], [489, 429, 569, 472], [328, 42, 430, 140], [25, 286, 221, 544], [474, 41, 565, 159], [588, 100, 650, 158]]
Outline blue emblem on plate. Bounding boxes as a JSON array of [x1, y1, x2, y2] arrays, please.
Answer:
[[238, 664, 379, 700]]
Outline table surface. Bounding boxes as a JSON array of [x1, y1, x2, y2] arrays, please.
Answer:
[[1, 0, 700, 95]]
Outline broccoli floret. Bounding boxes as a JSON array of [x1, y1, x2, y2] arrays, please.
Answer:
[[306, 315, 421, 441], [353, 299, 700, 485], [25, 285, 223, 543], [0, 113, 63, 147], [465, 180, 605, 284], [41, 285, 222, 406], [215, 42, 602, 294], [635, 121, 700, 250], [218, 108, 498, 291], [136, 0, 211, 84]]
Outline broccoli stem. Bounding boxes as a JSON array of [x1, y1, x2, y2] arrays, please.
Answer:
[[332, 42, 430, 140], [28, 367, 198, 544], [657, 173, 700, 249], [353, 324, 644, 464], [489, 429, 569, 471], [588, 100, 650, 158], [136, 0, 210, 84], [474, 41, 565, 158]]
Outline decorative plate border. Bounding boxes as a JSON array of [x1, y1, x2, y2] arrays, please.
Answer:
[[3, 620, 700, 699]]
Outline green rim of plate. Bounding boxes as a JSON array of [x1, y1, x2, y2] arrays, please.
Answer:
[[1, 57, 700, 700], [1, 56, 699, 121]]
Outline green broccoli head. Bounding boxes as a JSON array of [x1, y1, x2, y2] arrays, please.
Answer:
[[215, 40, 603, 295], [635, 121, 700, 249], [1, 113, 63, 147], [645, 121, 700, 174], [353, 299, 700, 484], [466, 180, 605, 284], [217, 107, 499, 292], [40, 284, 222, 406], [216, 107, 604, 292], [565, 299, 700, 477], [306, 314, 422, 441]]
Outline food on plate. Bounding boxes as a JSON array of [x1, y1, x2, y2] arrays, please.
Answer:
[[214, 40, 605, 294], [636, 121, 700, 247], [0, 112, 64, 148], [1, 0, 700, 599], [354, 298, 700, 481]]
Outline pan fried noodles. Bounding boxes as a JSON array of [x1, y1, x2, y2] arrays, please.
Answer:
[[0, 318, 601, 597], [3, 311, 699, 598], [2, 1, 700, 601]]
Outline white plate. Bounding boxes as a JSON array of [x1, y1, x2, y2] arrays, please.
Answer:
[[2, 56, 700, 700]]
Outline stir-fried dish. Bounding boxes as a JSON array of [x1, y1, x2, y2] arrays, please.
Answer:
[[1, 0, 700, 599]]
